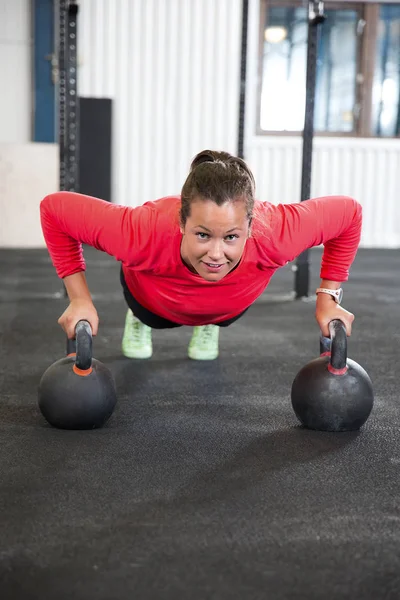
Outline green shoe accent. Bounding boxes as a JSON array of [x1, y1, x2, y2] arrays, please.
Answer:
[[188, 325, 219, 360], [122, 310, 152, 359]]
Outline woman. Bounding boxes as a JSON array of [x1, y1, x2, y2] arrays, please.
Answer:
[[40, 150, 359, 361]]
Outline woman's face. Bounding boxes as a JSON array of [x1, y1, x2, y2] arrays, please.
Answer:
[[180, 197, 250, 282]]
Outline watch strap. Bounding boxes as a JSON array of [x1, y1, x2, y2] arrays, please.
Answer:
[[316, 287, 343, 304]]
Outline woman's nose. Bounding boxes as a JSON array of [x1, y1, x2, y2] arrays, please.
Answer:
[[208, 240, 224, 261]]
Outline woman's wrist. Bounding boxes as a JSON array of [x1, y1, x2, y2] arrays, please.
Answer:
[[318, 279, 342, 290], [63, 272, 93, 302], [316, 292, 336, 304], [316, 282, 343, 306]]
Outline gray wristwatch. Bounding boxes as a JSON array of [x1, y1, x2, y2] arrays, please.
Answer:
[[315, 287, 343, 304]]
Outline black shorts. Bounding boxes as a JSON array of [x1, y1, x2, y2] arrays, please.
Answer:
[[120, 267, 248, 329]]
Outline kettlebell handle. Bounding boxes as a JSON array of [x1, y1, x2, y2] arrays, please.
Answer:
[[66, 320, 93, 371], [320, 319, 347, 371]]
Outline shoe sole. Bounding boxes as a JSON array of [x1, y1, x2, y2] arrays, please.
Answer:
[[188, 351, 219, 361], [122, 346, 152, 359]]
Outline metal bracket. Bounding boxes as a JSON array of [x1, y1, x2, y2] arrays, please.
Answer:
[[309, 1, 326, 26]]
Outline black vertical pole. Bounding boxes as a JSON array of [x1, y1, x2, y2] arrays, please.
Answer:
[[238, 0, 249, 159], [66, 0, 79, 192], [58, 0, 79, 298], [58, 0, 68, 191], [58, 0, 79, 193], [294, 1, 326, 299]]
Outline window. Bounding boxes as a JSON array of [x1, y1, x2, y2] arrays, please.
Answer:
[[259, 1, 400, 137], [372, 4, 400, 136]]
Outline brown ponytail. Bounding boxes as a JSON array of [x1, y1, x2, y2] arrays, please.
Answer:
[[180, 150, 255, 226]]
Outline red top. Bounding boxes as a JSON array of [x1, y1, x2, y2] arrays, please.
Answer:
[[40, 193, 362, 326]]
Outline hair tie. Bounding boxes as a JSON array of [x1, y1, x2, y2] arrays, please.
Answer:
[[191, 151, 216, 170]]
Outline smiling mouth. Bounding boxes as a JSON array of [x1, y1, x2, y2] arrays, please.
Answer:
[[202, 262, 227, 272]]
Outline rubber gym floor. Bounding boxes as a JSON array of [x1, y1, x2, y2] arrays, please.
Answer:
[[0, 245, 399, 600]]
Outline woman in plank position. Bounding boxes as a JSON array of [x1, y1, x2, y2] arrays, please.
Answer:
[[40, 150, 359, 360]]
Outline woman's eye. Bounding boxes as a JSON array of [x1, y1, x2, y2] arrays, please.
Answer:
[[195, 232, 238, 241]]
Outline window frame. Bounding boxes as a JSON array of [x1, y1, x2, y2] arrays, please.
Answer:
[[257, 1, 396, 138]]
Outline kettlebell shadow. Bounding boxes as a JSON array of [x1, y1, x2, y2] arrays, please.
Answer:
[[174, 426, 361, 506]]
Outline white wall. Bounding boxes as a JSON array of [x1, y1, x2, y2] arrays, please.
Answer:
[[0, 0, 32, 143], [78, 0, 243, 207], [77, 0, 400, 248], [0, 143, 58, 247], [246, 136, 400, 248], [0, 0, 399, 248]]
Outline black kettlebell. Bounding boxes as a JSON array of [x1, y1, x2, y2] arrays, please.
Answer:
[[38, 320, 117, 430], [291, 320, 374, 432]]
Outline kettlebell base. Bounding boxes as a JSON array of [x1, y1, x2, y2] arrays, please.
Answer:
[[291, 356, 374, 433], [294, 419, 365, 433], [38, 356, 117, 430]]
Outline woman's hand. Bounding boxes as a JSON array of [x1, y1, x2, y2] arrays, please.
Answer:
[[58, 299, 99, 339], [315, 294, 354, 337]]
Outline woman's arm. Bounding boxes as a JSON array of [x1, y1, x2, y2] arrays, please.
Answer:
[[40, 191, 155, 279], [255, 196, 362, 336], [257, 195, 362, 283], [315, 279, 354, 336], [40, 191, 154, 338], [58, 272, 100, 338], [63, 271, 93, 302]]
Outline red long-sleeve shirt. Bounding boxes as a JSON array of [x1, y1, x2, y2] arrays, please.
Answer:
[[40, 193, 362, 326]]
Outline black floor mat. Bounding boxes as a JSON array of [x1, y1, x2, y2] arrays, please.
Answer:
[[0, 246, 399, 600]]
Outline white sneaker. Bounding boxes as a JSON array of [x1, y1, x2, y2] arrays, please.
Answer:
[[188, 325, 220, 360], [121, 310, 153, 359]]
